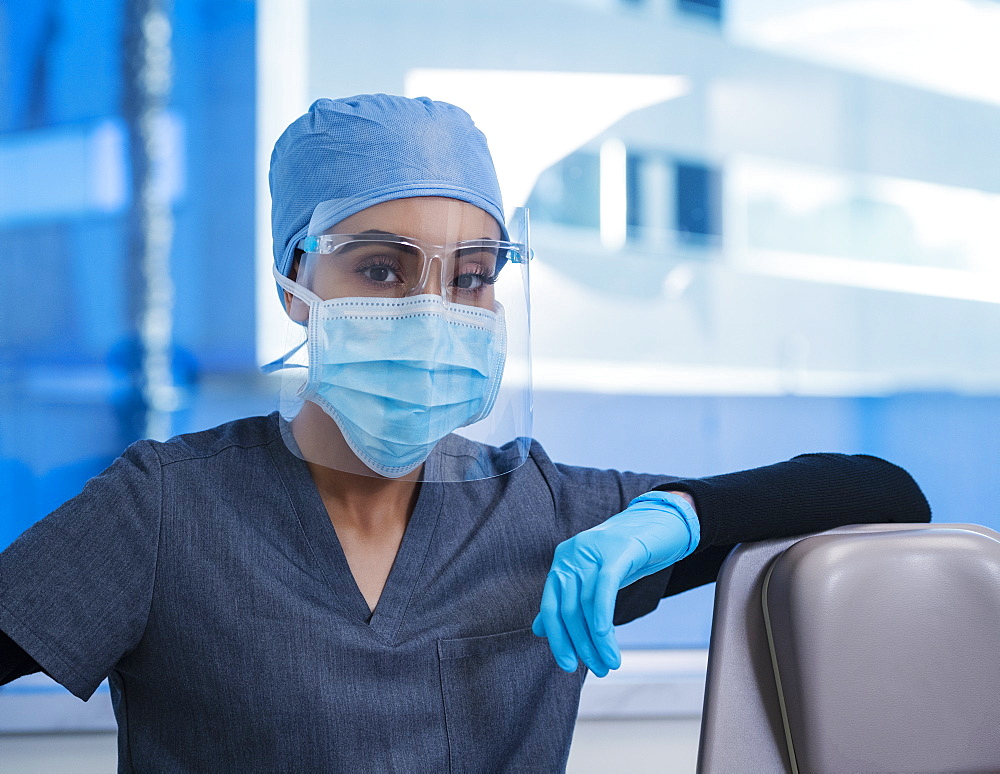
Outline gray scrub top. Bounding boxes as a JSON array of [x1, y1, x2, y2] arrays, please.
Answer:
[[0, 414, 679, 772]]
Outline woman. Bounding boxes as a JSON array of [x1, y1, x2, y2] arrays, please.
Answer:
[[0, 95, 930, 772]]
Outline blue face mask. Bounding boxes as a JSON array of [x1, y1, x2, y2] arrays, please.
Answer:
[[265, 274, 507, 478]]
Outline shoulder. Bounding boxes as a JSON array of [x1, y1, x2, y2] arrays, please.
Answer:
[[428, 434, 549, 481], [147, 413, 282, 467]]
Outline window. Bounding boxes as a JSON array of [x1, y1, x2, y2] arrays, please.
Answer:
[[528, 147, 723, 250], [675, 160, 722, 245], [526, 150, 601, 230], [677, 0, 722, 22]]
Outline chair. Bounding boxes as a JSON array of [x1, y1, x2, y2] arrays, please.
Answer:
[[696, 522, 1000, 773]]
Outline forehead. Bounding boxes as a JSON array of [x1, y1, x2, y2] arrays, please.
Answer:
[[329, 197, 502, 242]]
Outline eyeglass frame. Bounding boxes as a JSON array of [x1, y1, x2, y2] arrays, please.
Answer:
[[294, 232, 531, 301], [298, 233, 531, 263]]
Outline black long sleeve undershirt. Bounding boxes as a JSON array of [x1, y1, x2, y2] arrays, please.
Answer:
[[657, 453, 931, 555], [0, 628, 41, 685], [656, 453, 931, 601], [1, 452, 931, 686]]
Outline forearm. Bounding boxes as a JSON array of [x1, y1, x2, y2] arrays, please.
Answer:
[[656, 453, 931, 555], [663, 490, 695, 509]]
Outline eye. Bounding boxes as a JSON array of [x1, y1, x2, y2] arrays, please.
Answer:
[[451, 268, 499, 293], [363, 264, 399, 283], [356, 261, 403, 285], [453, 272, 484, 290]]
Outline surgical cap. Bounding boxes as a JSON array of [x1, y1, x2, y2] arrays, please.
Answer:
[[269, 94, 506, 287]]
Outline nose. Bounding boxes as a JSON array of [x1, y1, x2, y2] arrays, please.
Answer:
[[412, 254, 446, 298]]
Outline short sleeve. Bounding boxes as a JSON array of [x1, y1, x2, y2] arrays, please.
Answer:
[[539, 458, 680, 538], [0, 441, 163, 700]]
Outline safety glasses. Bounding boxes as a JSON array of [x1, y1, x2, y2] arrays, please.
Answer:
[[296, 233, 530, 307]]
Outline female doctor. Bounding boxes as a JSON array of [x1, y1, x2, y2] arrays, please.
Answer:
[[0, 94, 930, 772]]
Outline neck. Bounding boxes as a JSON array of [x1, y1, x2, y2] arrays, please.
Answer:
[[306, 460, 421, 532], [289, 402, 423, 532]]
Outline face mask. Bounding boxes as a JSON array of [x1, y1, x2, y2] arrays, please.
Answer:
[[265, 272, 507, 478]]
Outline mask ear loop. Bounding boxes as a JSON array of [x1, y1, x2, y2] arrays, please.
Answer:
[[272, 264, 324, 305], [261, 266, 322, 375], [261, 341, 307, 375]]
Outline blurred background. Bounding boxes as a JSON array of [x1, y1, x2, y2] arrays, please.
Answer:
[[2, 0, 1000, 770]]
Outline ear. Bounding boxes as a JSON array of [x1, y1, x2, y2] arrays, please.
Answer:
[[283, 251, 310, 324], [283, 289, 310, 324]]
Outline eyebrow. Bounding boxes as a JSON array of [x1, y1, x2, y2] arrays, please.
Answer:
[[335, 232, 421, 258], [355, 230, 501, 243]]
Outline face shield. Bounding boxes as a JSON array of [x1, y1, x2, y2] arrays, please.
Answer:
[[264, 198, 532, 483]]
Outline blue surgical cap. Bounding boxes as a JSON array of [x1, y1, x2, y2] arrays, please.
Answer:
[[269, 94, 506, 288]]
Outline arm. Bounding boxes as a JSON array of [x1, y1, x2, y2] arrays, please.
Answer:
[[656, 453, 930, 555], [535, 453, 930, 675]]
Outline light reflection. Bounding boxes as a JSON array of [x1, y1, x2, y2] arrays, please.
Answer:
[[731, 0, 1000, 106]]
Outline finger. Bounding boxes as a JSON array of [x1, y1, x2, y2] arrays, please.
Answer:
[[559, 570, 610, 677], [591, 552, 632, 635], [589, 556, 632, 670], [578, 568, 615, 670], [596, 621, 622, 674], [593, 575, 623, 670], [538, 573, 579, 673], [531, 613, 545, 637]]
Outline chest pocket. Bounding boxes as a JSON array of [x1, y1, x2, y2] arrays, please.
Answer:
[[437, 626, 586, 773]]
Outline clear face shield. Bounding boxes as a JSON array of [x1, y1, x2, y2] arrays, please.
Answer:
[[265, 197, 532, 483]]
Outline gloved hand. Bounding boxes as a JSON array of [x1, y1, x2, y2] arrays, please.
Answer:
[[531, 491, 700, 677]]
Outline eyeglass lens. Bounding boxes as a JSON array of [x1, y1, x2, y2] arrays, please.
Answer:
[[303, 240, 504, 305]]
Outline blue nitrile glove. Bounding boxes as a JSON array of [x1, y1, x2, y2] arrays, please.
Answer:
[[531, 491, 700, 677]]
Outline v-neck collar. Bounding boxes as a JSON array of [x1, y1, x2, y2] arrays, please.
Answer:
[[267, 422, 444, 643]]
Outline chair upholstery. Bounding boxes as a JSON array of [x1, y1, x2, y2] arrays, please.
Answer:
[[696, 522, 1000, 774]]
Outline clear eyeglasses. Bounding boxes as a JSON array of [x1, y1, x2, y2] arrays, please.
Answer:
[[296, 233, 531, 307]]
